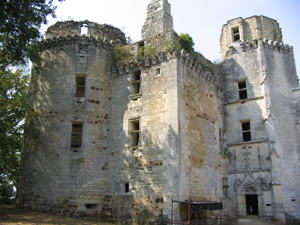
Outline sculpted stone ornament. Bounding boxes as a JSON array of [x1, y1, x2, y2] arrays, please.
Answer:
[[234, 178, 242, 191], [264, 104, 276, 121], [261, 66, 267, 85]]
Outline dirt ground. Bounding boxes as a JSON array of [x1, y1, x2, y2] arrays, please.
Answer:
[[0, 205, 119, 225], [0, 205, 281, 225], [222, 216, 281, 225]]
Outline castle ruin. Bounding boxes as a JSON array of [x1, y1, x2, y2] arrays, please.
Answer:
[[18, 0, 300, 224]]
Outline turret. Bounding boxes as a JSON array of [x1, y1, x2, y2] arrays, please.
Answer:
[[141, 0, 173, 39], [220, 16, 282, 60]]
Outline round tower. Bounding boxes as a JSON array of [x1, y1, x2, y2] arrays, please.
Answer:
[[220, 16, 282, 60], [18, 21, 125, 214]]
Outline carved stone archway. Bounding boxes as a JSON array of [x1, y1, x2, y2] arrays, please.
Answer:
[[234, 173, 265, 216]]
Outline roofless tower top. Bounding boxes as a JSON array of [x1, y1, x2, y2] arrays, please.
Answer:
[[141, 0, 173, 39]]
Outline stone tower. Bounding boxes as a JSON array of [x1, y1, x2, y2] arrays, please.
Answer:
[[142, 0, 173, 39], [18, 1, 300, 224], [220, 16, 299, 222], [18, 21, 126, 213]]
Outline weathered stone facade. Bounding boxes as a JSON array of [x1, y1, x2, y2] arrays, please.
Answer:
[[18, 0, 300, 224]]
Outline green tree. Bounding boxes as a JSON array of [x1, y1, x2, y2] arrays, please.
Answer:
[[0, 0, 64, 203], [0, 0, 65, 66], [178, 33, 195, 53], [0, 66, 32, 203]]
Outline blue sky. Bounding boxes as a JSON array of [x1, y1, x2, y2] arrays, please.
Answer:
[[46, 0, 300, 74]]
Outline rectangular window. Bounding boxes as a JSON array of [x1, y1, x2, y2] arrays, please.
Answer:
[[75, 75, 86, 98], [156, 68, 161, 75], [124, 183, 130, 193], [129, 118, 140, 150], [219, 130, 225, 153], [238, 80, 247, 100], [222, 177, 229, 198], [139, 41, 144, 57], [131, 70, 141, 95], [232, 26, 240, 42], [71, 123, 83, 147], [242, 121, 251, 142]]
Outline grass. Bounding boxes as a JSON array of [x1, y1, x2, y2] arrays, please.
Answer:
[[0, 205, 122, 225]]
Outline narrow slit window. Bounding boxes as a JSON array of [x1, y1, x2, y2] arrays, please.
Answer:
[[156, 68, 161, 75], [139, 42, 144, 57], [232, 26, 240, 42], [219, 130, 225, 153], [238, 80, 247, 100], [222, 177, 229, 198], [71, 123, 83, 147], [124, 183, 130, 193], [131, 70, 141, 95], [129, 118, 140, 150], [242, 121, 251, 142], [75, 76, 86, 98]]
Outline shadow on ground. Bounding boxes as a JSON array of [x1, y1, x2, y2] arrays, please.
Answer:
[[0, 205, 119, 225]]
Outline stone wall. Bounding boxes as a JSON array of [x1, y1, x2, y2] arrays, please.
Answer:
[[18, 31, 114, 214], [46, 20, 126, 45], [220, 16, 282, 60], [142, 0, 173, 39]]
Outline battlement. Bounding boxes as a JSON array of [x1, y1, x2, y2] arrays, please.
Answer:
[[225, 38, 294, 58], [43, 34, 120, 50], [46, 20, 126, 45], [220, 15, 283, 59], [115, 49, 219, 87]]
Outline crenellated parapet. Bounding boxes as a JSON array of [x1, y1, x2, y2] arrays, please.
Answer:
[[225, 38, 294, 58], [260, 38, 293, 53], [115, 49, 220, 87], [43, 34, 121, 51]]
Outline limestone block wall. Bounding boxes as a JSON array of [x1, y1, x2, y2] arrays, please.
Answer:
[[220, 16, 282, 60], [95, 53, 181, 220], [176, 52, 224, 219], [46, 20, 126, 45], [18, 34, 116, 214], [142, 0, 173, 39], [262, 41, 300, 222], [222, 36, 300, 222]]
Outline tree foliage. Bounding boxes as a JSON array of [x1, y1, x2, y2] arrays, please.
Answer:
[[178, 33, 195, 53], [0, 66, 32, 203], [0, 0, 64, 66], [0, 0, 64, 203]]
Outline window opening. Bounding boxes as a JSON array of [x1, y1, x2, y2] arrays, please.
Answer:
[[242, 121, 251, 142], [219, 130, 225, 153], [156, 68, 161, 75], [131, 70, 141, 95], [81, 24, 88, 36], [232, 26, 240, 42], [71, 123, 83, 147], [124, 183, 130, 193], [222, 177, 229, 198], [75, 75, 86, 98], [238, 80, 247, 100], [85, 204, 98, 209], [139, 41, 145, 57], [129, 118, 140, 150]]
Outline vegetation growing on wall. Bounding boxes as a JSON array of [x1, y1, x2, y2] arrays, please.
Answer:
[[178, 33, 195, 53], [114, 44, 134, 64]]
